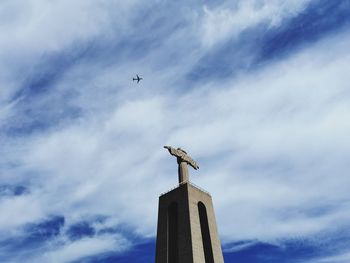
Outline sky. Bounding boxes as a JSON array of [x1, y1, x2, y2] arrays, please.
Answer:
[[0, 0, 350, 262]]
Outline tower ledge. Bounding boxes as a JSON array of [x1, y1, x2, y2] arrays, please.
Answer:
[[159, 181, 211, 197]]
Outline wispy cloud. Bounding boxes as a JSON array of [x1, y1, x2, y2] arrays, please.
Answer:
[[200, 0, 313, 48], [34, 235, 129, 263], [1, 0, 350, 262], [310, 252, 350, 263]]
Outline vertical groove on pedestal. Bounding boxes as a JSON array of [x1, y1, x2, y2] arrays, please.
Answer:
[[168, 202, 179, 263], [198, 202, 214, 263]]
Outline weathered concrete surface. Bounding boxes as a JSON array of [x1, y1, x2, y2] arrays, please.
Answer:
[[155, 183, 224, 263]]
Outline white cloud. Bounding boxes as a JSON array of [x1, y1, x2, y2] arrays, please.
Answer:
[[0, 0, 141, 104], [5, 29, 349, 245], [0, 0, 140, 52], [27, 235, 129, 263], [0, 195, 44, 232], [201, 0, 312, 47], [307, 251, 350, 263], [223, 240, 259, 252], [1, 0, 350, 261]]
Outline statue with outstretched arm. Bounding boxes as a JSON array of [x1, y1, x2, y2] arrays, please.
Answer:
[[164, 146, 199, 184]]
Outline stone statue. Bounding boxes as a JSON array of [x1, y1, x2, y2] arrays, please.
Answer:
[[164, 146, 199, 184]]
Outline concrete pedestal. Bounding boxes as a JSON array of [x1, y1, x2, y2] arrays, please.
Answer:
[[155, 182, 224, 263]]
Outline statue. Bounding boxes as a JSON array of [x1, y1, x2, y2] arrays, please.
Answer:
[[164, 146, 199, 184]]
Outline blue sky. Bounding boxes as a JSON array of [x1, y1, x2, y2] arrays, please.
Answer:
[[1, 0, 350, 262]]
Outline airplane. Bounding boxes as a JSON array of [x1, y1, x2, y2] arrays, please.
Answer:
[[133, 74, 143, 83]]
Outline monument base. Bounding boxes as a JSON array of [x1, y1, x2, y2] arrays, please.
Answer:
[[155, 182, 224, 263]]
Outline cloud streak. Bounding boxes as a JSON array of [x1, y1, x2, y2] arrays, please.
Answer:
[[1, 0, 350, 262]]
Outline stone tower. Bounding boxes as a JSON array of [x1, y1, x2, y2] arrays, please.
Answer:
[[155, 146, 224, 263]]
